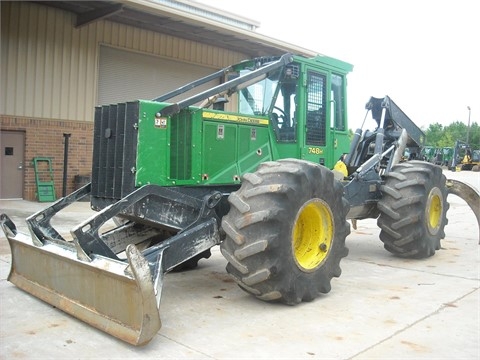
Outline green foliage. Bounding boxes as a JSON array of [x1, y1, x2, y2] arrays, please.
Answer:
[[424, 121, 479, 149]]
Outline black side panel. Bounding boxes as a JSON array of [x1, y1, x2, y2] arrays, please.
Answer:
[[91, 101, 138, 207], [91, 106, 103, 197], [113, 103, 126, 199], [105, 104, 117, 198], [122, 102, 139, 198]]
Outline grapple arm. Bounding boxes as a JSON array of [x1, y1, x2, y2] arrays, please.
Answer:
[[446, 179, 480, 244], [0, 184, 223, 345]]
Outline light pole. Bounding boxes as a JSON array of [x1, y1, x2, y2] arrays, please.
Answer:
[[466, 106, 471, 144]]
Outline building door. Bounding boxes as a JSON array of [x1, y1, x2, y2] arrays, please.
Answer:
[[0, 131, 25, 199]]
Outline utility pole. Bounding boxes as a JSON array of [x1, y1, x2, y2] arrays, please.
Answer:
[[466, 106, 471, 144]]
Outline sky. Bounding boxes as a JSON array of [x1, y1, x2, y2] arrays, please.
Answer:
[[196, 0, 479, 131]]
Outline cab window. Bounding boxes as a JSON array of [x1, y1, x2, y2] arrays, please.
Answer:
[[331, 73, 346, 131], [306, 71, 327, 146]]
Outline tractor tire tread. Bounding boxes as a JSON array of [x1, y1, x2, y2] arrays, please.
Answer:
[[377, 161, 449, 258]]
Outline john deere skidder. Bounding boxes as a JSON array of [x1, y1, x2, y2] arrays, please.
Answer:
[[1, 53, 479, 345]]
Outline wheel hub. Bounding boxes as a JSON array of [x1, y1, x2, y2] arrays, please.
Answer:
[[292, 199, 334, 272], [426, 187, 443, 235]]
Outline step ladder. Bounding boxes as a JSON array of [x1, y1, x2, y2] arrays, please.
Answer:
[[32, 157, 56, 202]]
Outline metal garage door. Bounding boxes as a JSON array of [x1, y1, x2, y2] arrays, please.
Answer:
[[98, 46, 220, 106]]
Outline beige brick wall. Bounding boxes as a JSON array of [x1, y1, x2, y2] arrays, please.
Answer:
[[1, 116, 93, 201]]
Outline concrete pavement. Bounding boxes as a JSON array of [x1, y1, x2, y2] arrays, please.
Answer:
[[0, 169, 479, 359]]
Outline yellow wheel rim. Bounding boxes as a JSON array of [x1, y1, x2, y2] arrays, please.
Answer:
[[426, 187, 443, 235], [292, 199, 334, 272]]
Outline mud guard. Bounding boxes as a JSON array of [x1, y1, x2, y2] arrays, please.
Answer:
[[446, 179, 480, 244], [1, 215, 161, 346]]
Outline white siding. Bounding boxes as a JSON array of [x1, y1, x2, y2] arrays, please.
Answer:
[[0, 1, 246, 122], [98, 45, 219, 105]]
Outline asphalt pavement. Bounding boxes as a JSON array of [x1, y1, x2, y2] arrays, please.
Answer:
[[0, 169, 479, 360]]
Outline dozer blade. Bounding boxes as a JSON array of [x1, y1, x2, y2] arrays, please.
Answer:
[[1, 215, 161, 346], [446, 179, 480, 244]]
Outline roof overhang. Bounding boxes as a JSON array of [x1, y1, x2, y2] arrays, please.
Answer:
[[33, 0, 318, 57]]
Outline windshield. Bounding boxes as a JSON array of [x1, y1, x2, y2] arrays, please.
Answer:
[[238, 68, 282, 116]]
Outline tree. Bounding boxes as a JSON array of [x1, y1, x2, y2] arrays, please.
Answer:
[[467, 122, 480, 148], [424, 121, 479, 149], [424, 123, 444, 146]]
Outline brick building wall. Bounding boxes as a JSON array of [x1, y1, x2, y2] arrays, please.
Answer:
[[1, 116, 94, 201]]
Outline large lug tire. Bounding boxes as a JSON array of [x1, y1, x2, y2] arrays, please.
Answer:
[[377, 161, 449, 258], [220, 159, 350, 305]]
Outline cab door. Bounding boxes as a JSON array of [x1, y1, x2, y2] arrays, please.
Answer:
[[301, 70, 335, 168], [329, 73, 350, 164]]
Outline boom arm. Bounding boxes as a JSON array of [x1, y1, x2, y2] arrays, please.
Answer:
[[158, 53, 294, 117], [366, 96, 425, 148], [152, 66, 234, 103]]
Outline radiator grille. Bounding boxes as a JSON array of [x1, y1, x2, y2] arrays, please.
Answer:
[[91, 101, 138, 199], [170, 110, 192, 180]]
